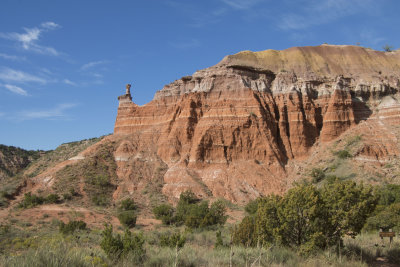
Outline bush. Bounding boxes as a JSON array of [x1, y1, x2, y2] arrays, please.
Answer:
[[59, 220, 87, 235], [159, 232, 186, 249], [245, 199, 258, 215], [364, 203, 400, 231], [118, 198, 136, 211], [91, 194, 108, 206], [46, 194, 61, 204], [214, 230, 225, 249], [234, 180, 377, 251], [383, 44, 394, 52], [153, 191, 227, 229], [201, 200, 227, 227], [310, 168, 325, 183], [335, 149, 352, 159], [100, 224, 145, 261], [153, 204, 175, 225], [232, 215, 257, 247], [18, 193, 45, 208], [118, 210, 137, 228]]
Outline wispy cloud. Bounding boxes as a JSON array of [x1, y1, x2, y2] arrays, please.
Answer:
[[0, 53, 26, 61], [279, 0, 376, 30], [169, 38, 201, 49], [165, 1, 228, 28], [63, 79, 77, 86], [16, 103, 76, 120], [0, 67, 46, 84], [41, 22, 59, 30], [221, 0, 264, 9], [3, 84, 28, 96], [80, 60, 107, 70], [0, 21, 60, 56]]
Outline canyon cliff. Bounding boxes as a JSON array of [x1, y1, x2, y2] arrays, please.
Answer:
[[112, 44, 400, 203]]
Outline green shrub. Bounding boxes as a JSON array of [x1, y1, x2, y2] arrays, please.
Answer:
[[87, 174, 109, 187], [201, 200, 227, 227], [214, 230, 225, 249], [91, 194, 108, 206], [118, 198, 136, 211], [232, 215, 257, 247], [184, 201, 209, 228], [383, 44, 394, 52], [18, 193, 45, 208], [310, 168, 325, 183], [364, 203, 400, 231], [154, 191, 227, 229], [153, 204, 175, 225], [234, 180, 377, 251], [59, 220, 87, 235], [335, 149, 352, 159], [118, 210, 137, 228], [62, 193, 72, 200], [100, 224, 145, 261], [46, 194, 61, 204], [101, 224, 124, 259], [245, 199, 259, 215], [160, 232, 186, 249]]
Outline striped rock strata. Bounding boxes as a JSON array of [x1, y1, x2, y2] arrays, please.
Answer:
[[113, 45, 400, 203]]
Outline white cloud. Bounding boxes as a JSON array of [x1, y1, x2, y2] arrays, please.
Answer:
[[0, 67, 46, 84], [221, 0, 264, 9], [16, 103, 76, 120], [0, 53, 26, 61], [3, 84, 28, 96], [63, 79, 77, 86], [0, 22, 60, 56], [80, 60, 107, 70], [41, 21, 60, 30]]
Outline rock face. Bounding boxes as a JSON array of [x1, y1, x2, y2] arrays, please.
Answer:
[[114, 45, 400, 203]]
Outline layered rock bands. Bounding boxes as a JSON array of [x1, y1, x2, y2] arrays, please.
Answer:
[[113, 45, 400, 203]]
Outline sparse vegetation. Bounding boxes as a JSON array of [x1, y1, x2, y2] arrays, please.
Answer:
[[383, 44, 394, 52], [153, 191, 227, 229], [335, 149, 352, 159], [100, 224, 145, 262], [18, 192, 63, 208], [59, 220, 87, 235]]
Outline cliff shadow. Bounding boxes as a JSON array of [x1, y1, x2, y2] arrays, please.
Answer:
[[352, 97, 373, 124]]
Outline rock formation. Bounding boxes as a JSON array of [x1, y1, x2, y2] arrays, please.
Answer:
[[113, 45, 400, 203]]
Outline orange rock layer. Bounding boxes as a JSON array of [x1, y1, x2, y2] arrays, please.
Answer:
[[113, 45, 400, 203]]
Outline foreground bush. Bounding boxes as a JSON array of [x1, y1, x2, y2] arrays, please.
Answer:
[[233, 180, 378, 254], [59, 220, 87, 235], [159, 232, 186, 249], [100, 224, 145, 262]]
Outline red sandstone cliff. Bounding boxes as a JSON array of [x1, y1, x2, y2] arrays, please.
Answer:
[[112, 45, 400, 203]]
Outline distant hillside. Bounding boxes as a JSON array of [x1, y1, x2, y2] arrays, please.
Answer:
[[0, 145, 42, 180], [23, 136, 106, 179]]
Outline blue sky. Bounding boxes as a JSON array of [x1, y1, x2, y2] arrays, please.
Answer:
[[0, 0, 398, 150]]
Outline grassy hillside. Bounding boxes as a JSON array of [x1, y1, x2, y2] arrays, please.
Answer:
[[0, 136, 106, 208], [0, 145, 42, 180]]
